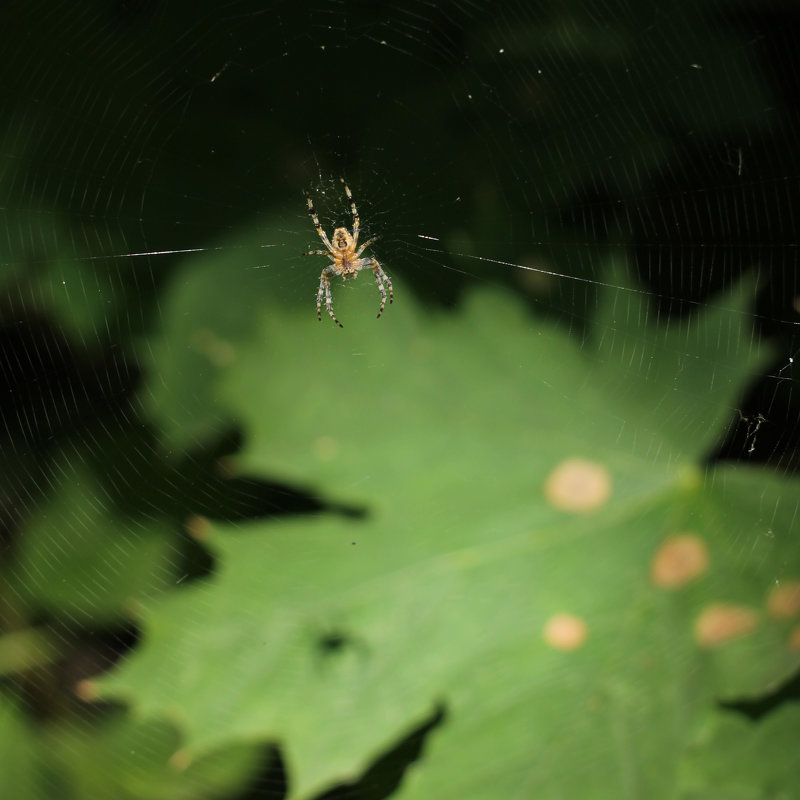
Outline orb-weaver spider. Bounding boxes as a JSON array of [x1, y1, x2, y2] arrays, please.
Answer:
[[304, 179, 393, 327]]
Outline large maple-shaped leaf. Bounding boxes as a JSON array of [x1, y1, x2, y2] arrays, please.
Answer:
[[97, 246, 800, 799]]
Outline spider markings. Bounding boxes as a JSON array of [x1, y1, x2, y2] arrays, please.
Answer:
[[304, 178, 393, 327]]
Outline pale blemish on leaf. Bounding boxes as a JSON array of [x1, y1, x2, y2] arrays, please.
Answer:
[[169, 748, 192, 771], [651, 533, 709, 589], [185, 515, 212, 540], [766, 581, 800, 619], [544, 458, 611, 513], [694, 604, 758, 648], [74, 679, 98, 702], [543, 613, 588, 651]]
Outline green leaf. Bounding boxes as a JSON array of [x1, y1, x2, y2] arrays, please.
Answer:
[[679, 705, 800, 799], [8, 458, 175, 625], [0, 696, 266, 800], [0, 127, 133, 351], [0, 694, 41, 799], [135, 226, 289, 452], [42, 707, 266, 800], [593, 261, 766, 460], [98, 246, 800, 799]]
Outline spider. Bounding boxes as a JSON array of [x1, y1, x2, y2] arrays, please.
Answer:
[[304, 178, 393, 327]]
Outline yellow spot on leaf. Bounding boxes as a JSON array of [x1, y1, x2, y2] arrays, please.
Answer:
[[651, 534, 709, 588], [74, 679, 98, 702], [766, 581, 800, 619], [544, 458, 611, 513], [543, 613, 588, 651], [185, 515, 211, 540], [694, 604, 758, 648], [169, 749, 192, 771]]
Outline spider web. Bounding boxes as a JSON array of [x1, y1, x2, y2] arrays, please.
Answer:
[[1, 0, 799, 798]]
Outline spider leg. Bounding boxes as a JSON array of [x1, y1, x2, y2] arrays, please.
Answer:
[[317, 272, 327, 322], [318, 269, 343, 327], [340, 178, 359, 248], [306, 193, 335, 253], [370, 259, 393, 318], [355, 235, 380, 258], [304, 249, 330, 256]]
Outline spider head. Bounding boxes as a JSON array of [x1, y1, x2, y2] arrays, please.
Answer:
[[332, 228, 354, 252]]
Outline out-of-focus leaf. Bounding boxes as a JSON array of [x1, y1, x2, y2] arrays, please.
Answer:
[[0, 694, 40, 799], [135, 227, 285, 452], [96, 246, 799, 799], [43, 707, 266, 800], [0, 697, 266, 800], [679, 705, 800, 799], [8, 459, 175, 625]]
